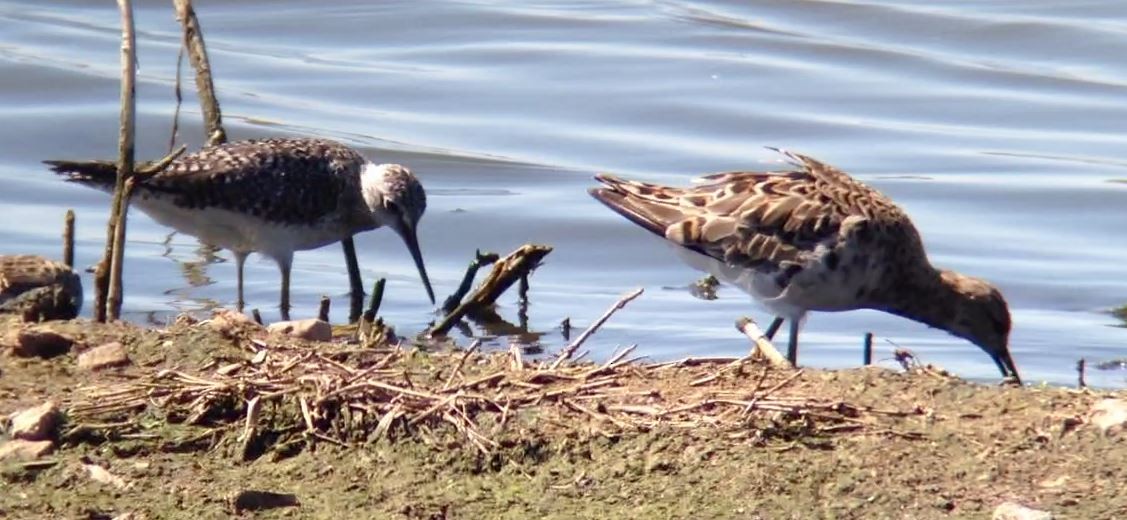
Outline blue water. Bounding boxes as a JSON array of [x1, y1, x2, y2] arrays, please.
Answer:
[[2, 0, 1126, 387]]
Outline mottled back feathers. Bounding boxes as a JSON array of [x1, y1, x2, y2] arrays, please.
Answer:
[[50, 138, 367, 226], [589, 151, 918, 282]]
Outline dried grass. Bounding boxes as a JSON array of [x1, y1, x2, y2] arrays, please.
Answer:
[[67, 333, 923, 458]]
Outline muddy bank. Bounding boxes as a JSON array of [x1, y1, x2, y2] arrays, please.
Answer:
[[1, 314, 1125, 519]]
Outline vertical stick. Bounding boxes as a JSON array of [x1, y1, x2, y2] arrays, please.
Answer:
[[1076, 358, 1087, 389], [63, 209, 75, 269], [104, 0, 137, 321], [173, 0, 226, 146], [92, 260, 109, 322], [318, 295, 331, 322], [863, 332, 874, 366], [363, 278, 386, 322]]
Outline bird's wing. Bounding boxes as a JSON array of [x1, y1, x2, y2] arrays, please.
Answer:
[[590, 153, 896, 280], [144, 138, 367, 225]]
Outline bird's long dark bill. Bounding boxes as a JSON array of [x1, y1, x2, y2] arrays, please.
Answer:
[[401, 226, 435, 304], [995, 349, 1022, 385]]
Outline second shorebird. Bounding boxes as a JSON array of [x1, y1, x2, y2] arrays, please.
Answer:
[[589, 150, 1020, 383], [47, 137, 435, 319]]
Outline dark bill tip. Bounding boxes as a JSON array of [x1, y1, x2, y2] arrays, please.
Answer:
[[400, 225, 435, 305]]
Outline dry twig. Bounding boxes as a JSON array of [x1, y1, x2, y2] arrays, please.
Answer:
[[69, 336, 922, 458], [736, 317, 792, 368], [551, 288, 643, 369]]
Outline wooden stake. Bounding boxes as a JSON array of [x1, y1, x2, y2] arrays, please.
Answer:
[[318, 295, 331, 322], [863, 332, 874, 366], [104, 0, 137, 321], [173, 0, 226, 146], [62, 209, 75, 269]]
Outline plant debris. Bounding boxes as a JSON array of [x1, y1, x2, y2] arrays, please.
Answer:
[[67, 338, 922, 458]]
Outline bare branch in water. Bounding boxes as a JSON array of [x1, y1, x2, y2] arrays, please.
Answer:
[[550, 288, 644, 370]]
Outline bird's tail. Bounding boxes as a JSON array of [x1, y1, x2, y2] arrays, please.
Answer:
[[43, 159, 120, 188], [588, 173, 692, 239]]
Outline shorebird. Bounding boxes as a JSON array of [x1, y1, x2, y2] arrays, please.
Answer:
[[46, 137, 435, 319], [589, 150, 1021, 383]]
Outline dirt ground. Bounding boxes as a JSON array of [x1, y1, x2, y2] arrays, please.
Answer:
[[1, 313, 1125, 519]]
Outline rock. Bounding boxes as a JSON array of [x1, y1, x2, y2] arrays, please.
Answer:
[[209, 309, 262, 334], [993, 502, 1053, 520], [83, 462, 129, 489], [0, 439, 54, 461], [77, 342, 131, 371], [7, 328, 75, 358], [0, 255, 82, 321], [231, 490, 300, 513], [268, 318, 331, 342], [1087, 398, 1127, 436], [8, 401, 61, 441]]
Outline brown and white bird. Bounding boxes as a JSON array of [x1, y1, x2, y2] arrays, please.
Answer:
[[46, 137, 435, 319], [589, 150, 1020, 383]]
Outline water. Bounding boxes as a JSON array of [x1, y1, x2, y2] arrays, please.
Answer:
[[2, 0, 1126, 387]]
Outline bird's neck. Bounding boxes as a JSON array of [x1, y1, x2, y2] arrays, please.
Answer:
[[879, 267, 961, 334]]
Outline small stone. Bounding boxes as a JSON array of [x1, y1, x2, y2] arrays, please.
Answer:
[[8, 401, 61, 441], [7, 328, 74, 358], [0, 439, 54, 461], [209, 309, 261, 334], [268, 319, 331, 342], [993, 502, 1053, 520], [83, 462, 129, 489], [1087, 399, 1127, 436], [77, 342, 130, 371]]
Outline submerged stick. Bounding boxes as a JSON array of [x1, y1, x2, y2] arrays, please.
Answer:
[[105, 0, 138, 321], [363, 278, 386, 322], [429, 244, 551, 337], [736, 317, 792, 368], [442, 249, 499, 312], [550, 288, 644, 370], [173, 0, 226, 146], [62, 210, 75, 269]]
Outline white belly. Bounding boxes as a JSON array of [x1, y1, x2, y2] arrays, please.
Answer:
[[669, 243, 806, 320], [669, 241, 879, 321], [132, 194, 348, 260]]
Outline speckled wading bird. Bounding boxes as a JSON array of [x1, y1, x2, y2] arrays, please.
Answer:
[[589, 150, 1020, 383], [46, 137, 435, 320]]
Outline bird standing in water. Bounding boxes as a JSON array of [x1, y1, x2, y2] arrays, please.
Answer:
[[589, 150, 1020, 383], [47, 137, 435, 320]]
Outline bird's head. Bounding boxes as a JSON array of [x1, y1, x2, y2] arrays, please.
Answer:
[[360, 162, 435, 304], [940, 270, 1020, 383]]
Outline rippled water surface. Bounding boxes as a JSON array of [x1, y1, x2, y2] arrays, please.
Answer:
[[3, 0, 1127, 387]]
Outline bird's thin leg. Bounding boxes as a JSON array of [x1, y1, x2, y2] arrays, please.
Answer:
[[786, 320, 800, 365], [277, 253, 294, 321], [233, 251, 248, 313], [341, 237, 364, 324], [764, 316, 785, 340]]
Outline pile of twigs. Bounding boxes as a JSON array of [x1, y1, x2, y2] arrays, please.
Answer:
[[68, 337, 922, 457]]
